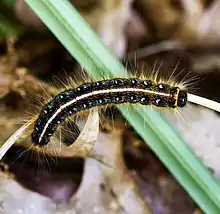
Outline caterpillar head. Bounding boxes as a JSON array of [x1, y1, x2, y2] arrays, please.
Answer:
[[177, 90, 187, 107]]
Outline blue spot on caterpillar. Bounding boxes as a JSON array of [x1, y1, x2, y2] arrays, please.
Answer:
[[31, 78, 187, 147]]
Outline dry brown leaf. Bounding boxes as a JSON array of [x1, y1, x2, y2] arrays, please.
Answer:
[[0, 108, 99, 161], [70, 130, 153, 214]]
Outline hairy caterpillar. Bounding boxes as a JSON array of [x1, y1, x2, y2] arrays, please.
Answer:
[[5, 58, 220, 185], [31, 76, 188, 147], [1, 57, 202, 167]]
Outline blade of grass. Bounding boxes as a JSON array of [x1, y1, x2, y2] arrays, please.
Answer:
[[0, 14, 23, 37], [24, 0, 220, 213], [2, 0, 16, 7], [0, 1, 24, 37]]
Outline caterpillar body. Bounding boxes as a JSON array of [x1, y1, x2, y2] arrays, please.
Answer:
[[31, 77, 188, 147]]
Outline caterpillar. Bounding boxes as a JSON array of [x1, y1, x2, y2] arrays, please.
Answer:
[[31, 77, 188, 147]]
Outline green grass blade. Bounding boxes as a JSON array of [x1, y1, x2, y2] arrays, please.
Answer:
[[2, 0, 16, 7], [24, 0, 220, 213], [0, 1, 24, 37], [0, 14, 22, 37]]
